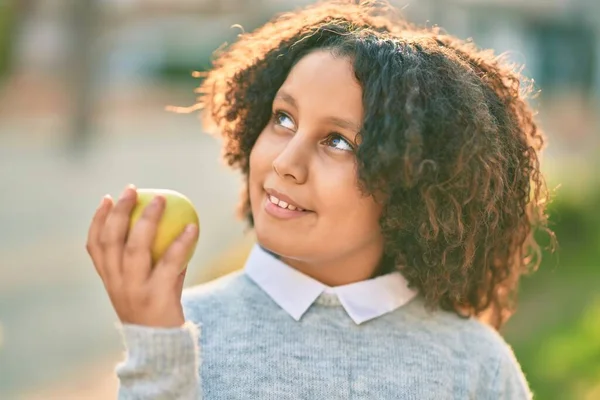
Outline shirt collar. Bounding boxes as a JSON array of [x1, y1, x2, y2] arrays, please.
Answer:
[[244, 244, 418, 324]]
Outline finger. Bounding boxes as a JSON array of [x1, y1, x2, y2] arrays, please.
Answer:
[[151, 224, 198, 287], [86, 195, 114, 279], [99, 184, 137, 282], [122, 195, 165, 283]]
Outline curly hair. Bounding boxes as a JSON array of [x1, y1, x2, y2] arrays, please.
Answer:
[[192, 0, 554, 330]]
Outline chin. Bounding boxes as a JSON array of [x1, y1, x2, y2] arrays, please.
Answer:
[[254, 224, 284, 255], [254, 221, 302, 260], [251, 199, 316, 261]]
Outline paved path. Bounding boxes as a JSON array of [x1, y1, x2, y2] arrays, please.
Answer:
[[0, 110, 247, 398]]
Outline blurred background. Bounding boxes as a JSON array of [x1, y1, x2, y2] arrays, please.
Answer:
[[0, 0, 598, 399]]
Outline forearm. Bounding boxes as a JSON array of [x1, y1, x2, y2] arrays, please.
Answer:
[[115, 321, 201, 400]]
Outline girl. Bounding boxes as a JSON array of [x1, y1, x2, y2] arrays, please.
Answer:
[[86, 1, 552, 398]]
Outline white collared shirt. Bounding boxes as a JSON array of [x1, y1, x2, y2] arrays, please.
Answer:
[[244, 244, 418, 325]]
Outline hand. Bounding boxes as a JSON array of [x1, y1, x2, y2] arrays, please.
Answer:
[[86, 184, 199, 328]]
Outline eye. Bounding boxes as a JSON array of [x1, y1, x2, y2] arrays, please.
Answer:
[[323, 133, 354, 152], [273, 111, 296, 130]]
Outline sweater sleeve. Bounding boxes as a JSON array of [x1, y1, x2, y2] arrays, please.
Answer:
[[491, 344, 533, 400], [114, 321, 201, 400]]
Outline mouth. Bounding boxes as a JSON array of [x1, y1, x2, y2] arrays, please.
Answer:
[[263, 188, 314, 220], [264, 188, 311, 212]]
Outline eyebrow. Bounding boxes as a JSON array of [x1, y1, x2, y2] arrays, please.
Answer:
[[275, 91, 297, 108], [274, 91, 361, 133], [325, 116, 361, 134]]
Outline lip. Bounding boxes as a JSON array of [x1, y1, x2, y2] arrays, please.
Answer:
[[264, 188, 310, 211], [263, 190, 313, 220]]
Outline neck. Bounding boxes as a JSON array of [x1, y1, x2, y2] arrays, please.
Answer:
[[273, 241, 385, 287]]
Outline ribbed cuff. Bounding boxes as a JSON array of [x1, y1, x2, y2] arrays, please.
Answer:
[[117, 321, 200, 372]]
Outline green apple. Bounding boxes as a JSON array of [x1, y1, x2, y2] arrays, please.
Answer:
[[129, 188, 200, 266]]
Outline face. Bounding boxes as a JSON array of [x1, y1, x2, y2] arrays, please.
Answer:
[[249, 50, 384, 274]]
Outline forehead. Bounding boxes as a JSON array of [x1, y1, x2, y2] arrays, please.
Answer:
[[278, 50, 363, 120]]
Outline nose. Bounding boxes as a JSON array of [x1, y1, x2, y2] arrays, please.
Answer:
[[272, 135, 309, 184]]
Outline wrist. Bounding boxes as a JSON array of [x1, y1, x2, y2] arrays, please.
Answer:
[[117, 321, 200, 370]]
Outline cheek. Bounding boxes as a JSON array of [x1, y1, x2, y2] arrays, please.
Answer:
[[336, 197, 383, 248], [249, 132, 274, 202], [250, 130, 279, 171], [320, 169, 383, 230], [315, 177, 383, 255]]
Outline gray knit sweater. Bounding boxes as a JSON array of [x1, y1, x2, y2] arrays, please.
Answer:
[[115, 271, 532, 399]]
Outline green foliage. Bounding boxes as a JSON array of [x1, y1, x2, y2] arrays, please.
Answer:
[[0, 3, 16, 78], [504, 188, 600, 399], [535, 298, 600, 393]]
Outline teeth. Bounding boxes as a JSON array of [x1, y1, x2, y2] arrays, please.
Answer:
[[268, 194, 303, 211]]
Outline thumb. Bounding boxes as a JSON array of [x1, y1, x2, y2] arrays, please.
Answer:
[[175, 265, 188, 295]]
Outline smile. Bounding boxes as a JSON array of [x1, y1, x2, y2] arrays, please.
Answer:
[[263, 190, 312, 220], [268, 194, 304, 211]]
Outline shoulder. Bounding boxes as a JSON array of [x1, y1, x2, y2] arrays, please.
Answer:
[[398, 298, 532, 398], [467, 321, 532, 399], [398, 298, 532, 400], [401, 297, 520, 360]]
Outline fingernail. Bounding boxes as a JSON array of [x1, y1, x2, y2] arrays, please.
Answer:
[[185, 224, 197, 235], [120, 185, 134, 200], [99, 194, 111, 206]]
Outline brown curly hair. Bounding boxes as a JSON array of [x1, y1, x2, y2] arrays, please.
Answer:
[[192, 0, 554, 330]]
